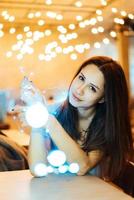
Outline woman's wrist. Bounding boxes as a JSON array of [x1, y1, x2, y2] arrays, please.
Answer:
[[31, 127, 47, 137], [45, 114, 57, 133]]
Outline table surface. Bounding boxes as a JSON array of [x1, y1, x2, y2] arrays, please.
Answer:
[[0, 170, 133, 200]]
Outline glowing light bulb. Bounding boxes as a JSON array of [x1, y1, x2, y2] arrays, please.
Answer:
[[46, 166, 54, 173], [110, 31, 117, 38], [58, 165, 68, 173], [47, 150, 66, 167], [75, 1, 82, 7], [9, 28, 16, 34], [68, 163, 79, 173], [34, 163, 48, 177], [25, 102, 49, 128]]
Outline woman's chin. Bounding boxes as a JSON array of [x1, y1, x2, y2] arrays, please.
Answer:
[[69, 98, 79, 108]]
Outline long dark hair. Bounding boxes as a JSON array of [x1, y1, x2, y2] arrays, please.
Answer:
[[56, 56, 133, 180]]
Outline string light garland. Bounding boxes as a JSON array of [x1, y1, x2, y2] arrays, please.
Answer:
[[0, 1, 133, 63]]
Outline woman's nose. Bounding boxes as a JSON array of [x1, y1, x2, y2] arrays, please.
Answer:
[[76, 84, 85, 95]]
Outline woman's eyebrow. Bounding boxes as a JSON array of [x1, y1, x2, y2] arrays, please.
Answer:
[[81, 72, 100, 90], [89, 83, 100, 90], [80, 72, 85, 78]]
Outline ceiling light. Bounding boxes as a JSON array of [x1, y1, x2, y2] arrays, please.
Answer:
[[96, 10, 102, 15], [75, 1, 82, 7], [27, 13, 34, 19], [76, 15, 83, 21], [9, 28, 16, 34], [45, 0, 52, 5], [0, 30, 4, 37], [38, 20, 45, 26], [110, 31, 117, 38], [68, 24, 76, 30]]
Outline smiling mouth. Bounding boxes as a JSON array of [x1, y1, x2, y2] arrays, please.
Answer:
[[72, 93, 82, 101]]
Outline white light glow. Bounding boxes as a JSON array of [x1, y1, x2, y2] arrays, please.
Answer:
[[45, 0, 52, 5], [0, 30, 4, 37], [58, 165, 68, 173], [9, 16, 15, 22], [98, 26, 104, 32], [46, 166, 54, 173], [91, 28, 98, 34], [110, 31, 117, 38], [55, 46, 62, 53], [111, 8, 118, 13], [0, 23, 3, 29], [24, 26, 30, 32], [68, 24, 76, 30], [76, 15, 83, 21], [101, 0, 107, 6], [35, 11, 41, 18], [9, 28, 16, 34], [94, 42, 101, 48], [120, 10, 127, 17], [84, 43, 90, 49], [25, 102, 49, 128], [97, 16, 103, 22], [1, 10, 8, 17], [17, 34, 23, 40], [68, 163, 79, 173], [44, 29, 52, 36], [47, 150, 66, 167], [27, 13, 34, 19], [6, 51, 12, 58], [46, 11, 57, 19], [89, 18, 97, 25], [70, 53, 77, 60], [34, 163, 48, 177], [128, 14, 134, 20], [75, 1, 82, 7], [16, 54, 23, 60], [103, 38, 110, 44], [96, 9, 102, 15], [4, 14, 9, 20], [38, 20, 45, 26], [56, 14, 63, 20], [79, 22, 86, 28]]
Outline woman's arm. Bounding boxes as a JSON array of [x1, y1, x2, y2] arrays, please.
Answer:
[[28, 128, 49, 176], [46, 114, 103, 175]]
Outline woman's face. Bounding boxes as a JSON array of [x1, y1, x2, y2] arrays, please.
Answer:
[[69, 64, 105, 109]]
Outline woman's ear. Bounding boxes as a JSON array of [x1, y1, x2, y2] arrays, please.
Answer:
[[98, 97, 105, 104]]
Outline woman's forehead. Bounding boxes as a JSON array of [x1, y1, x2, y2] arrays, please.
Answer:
[[80, 64, 103, 78]]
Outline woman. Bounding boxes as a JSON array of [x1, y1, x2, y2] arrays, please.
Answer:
[[26, 56, 133, 180]]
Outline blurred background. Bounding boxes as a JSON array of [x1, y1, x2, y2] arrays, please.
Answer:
[[0, 0, 133, 136]]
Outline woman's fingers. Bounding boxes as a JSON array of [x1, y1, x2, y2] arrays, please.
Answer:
[[12, 105, 26, 114]]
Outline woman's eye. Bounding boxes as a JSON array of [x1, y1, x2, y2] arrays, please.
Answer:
[[89, 86, 96, 93], [78, 75, 84, 81]]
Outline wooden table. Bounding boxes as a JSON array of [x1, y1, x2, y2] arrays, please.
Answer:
[[0, 170, 133, 200]]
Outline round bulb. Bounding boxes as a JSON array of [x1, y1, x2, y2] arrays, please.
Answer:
[[68, 163, 79, 173], [58, 165, 68, 174], [25, 102, 49, 128], [47, 150, 66, 167], [34, 163, 47, 177]]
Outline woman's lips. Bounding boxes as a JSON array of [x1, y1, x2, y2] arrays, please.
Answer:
[[72, 93, 82, 101]]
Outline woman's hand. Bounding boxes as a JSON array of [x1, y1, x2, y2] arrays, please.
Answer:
[[12, 77, 48, 128], [20, 76, 46, 106], [12, 105, 29, 127]]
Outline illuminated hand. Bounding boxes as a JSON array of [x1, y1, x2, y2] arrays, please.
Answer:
[[14, 77, 49, 128], [20, 76, 46, 106]]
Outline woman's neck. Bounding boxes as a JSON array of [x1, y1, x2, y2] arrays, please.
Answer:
[[78, 107, 96, 132], [78, 106, 96, 119]]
